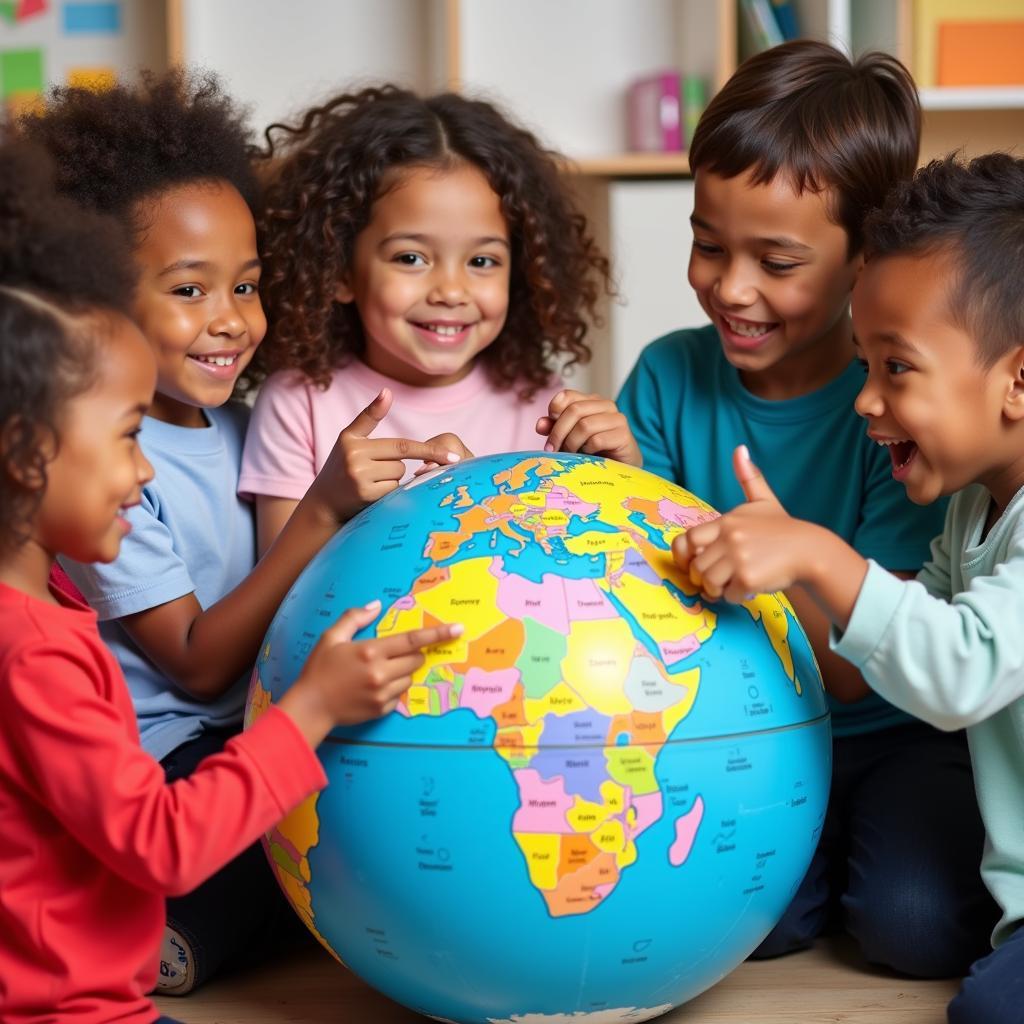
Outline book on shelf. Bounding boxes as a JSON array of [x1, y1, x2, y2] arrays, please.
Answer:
[[770, 0, 800, 40], [937, 20, 1024, 86], [626, 71, 709, 154], [913, 0, 1024, 87], [741, 0, 784, 51]]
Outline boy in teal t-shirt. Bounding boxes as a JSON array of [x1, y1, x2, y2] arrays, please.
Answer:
[[674, 152, 1024, 1024], [619, 41, 997, 976]]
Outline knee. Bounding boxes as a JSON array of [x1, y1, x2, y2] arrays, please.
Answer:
[[847, 876, 981, 978]]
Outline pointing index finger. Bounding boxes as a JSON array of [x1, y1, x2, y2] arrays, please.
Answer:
[[342, 388, 392, 439]]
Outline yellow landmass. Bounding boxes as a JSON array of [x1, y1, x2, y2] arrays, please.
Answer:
[[566, 795, 613, 833], [601, 571, 715, 645], [561, 619, 636, 715], [414, 558, 504, 641], [524, 680, 589, 724], [515, 832, 561, 890], [743, 592, 805, 695]]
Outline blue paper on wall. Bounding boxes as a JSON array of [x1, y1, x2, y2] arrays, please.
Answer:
[[62, 2, 120, 34]]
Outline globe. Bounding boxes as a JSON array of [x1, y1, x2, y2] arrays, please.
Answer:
[[246, 451, 831, 1023]]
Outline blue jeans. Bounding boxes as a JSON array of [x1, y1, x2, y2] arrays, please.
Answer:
[[161, 727, 316, 991], [948, 923, 1024, 1023], [751, 721, 997, 977], [156, 1017, 185, 1023]]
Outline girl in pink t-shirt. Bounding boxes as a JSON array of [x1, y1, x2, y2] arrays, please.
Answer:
[[240, 85, 641, 553]]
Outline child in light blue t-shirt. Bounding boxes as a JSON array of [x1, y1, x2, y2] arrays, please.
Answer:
[[675, 151, 1024, 1024], [619, 41, 997, 976]]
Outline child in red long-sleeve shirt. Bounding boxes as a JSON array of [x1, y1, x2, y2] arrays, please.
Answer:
[[0, 143, 461, 1024]]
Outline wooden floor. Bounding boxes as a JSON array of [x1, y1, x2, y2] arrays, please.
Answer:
[[154, 936, 959, 1024]]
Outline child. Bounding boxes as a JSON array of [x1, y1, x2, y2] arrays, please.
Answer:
[[675, 152, 1024, 1024], [239, 84, 637, 554], [0, 141, 461, 1024], [617, 41, 996, 976], [19, 70, 467, 994]]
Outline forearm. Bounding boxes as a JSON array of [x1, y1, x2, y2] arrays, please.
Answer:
[[141, 498, 340, 699], [796, 524, 869, 632]]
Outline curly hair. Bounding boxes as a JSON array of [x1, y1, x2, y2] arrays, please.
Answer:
[[0, 142, 137, 553], [864, 152, 1024, 367], [690, 40, 920, 256], [248, 85, 613, 397], [17, 67, 258, 241]]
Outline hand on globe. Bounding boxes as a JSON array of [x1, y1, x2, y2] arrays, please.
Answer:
[[313, 389, 466, 522], [536, 389, 643, 467], [277, 599, 464, 747]]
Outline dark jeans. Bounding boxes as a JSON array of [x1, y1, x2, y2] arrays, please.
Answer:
[[751, 721, 998, 978], [161, 726, 316, 991], [156, 1017, 185, 1023], [948, 922, 1024, 1023]]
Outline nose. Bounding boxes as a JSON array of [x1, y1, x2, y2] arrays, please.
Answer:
[[715, 260, 757, 308], [208, 293, 247, 339], [428, 264, 468, 306], [854, 372, 884, 420], [136, 446, 155, 487]]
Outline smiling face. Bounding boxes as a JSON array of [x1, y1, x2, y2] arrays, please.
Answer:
[[132, 180, 266, 426], [852, 251, 1024, 509], [38, 313, 156, 565], [337, 162, 511, 388], [688, 169, 863, 399]]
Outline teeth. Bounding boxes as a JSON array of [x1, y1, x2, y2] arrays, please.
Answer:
[[724, 316, 773, 338], [422, 324, 463, 336], [194, 354, 237, 366], [876, 438, 910, 446]]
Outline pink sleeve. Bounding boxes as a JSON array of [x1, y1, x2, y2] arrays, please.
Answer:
[[239, 372, 318, 501], [3, 647, 326, 896]]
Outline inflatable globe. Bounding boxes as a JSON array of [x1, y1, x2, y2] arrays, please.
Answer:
[[246, 452, 830, 1023]]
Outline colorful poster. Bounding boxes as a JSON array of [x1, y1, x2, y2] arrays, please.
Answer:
[[62, 1, 120, 35], [67, 65, 115, 90]]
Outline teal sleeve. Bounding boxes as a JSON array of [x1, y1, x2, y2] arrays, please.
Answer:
[[852, 441, 947, 572], [617, 346, 678, 483], [833, 557, 1024, 731]]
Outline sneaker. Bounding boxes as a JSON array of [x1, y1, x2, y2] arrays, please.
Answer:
[[156, 926, 195, 995]]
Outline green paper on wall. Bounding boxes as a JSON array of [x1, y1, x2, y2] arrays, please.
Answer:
[[0, 2, 16, 23], [1, 49, 44, 97]]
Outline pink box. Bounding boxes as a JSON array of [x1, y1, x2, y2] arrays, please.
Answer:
[[626, 72, 683, 152]]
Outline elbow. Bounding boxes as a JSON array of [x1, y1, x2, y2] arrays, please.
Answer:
[[170, 667, 233, 703]]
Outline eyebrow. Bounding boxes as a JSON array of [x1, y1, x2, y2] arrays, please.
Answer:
[[379, 232, 510, 250], [158, 257, 261, 276], [689, 214, 813, 253]]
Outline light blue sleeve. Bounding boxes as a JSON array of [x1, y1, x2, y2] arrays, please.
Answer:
[[617, 344, 679, 483], [832, 554, 1024, 731], [59, 487, 195, 621]]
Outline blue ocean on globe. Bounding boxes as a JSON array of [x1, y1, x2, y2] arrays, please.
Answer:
[[247, 451, 831, 1023]]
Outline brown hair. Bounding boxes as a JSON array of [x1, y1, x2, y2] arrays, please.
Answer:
[[689, 40, 920, 255], [247, 85, 613, 397], [864, 152, 1024, 367]]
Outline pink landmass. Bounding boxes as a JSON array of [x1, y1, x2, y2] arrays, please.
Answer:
[[659, 636, 701, 665], [658, 499, 718, 529], [394, 595, 416, 611], [564, 578, 618, 620], [496, 572, 570, 634], [512, 770, 575, 832], [593, 882, 616, 900], [434, 680, 453, 712], [668, 796, 705, 867], [546, 485, 599, 518], [629, 792, 664, 839], [459, 667, 520, 717]]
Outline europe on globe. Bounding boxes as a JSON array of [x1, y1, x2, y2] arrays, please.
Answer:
[[246, 451, 831, 1024]]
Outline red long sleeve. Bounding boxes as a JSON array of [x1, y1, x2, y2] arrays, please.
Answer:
[[0, 584, 326, 1023]]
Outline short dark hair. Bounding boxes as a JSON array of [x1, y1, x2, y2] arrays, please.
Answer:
[[864, 152, 1024, 366], [689, 40, 920, 255], [18, 67, 258, 242], [248, 85, 613, 398], [0, 143, 137, 553]]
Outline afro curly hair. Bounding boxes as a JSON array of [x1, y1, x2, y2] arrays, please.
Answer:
[[0, 141, 138, 552], [249, 85, 614, 398], [18, 67, 258, 241]]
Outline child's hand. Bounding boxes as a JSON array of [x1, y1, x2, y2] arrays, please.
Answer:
[[673, 446, 820, 602], [536, 389, 642, 466], [314, 389, 465, 521], [280, 600, 464, 744], [412, 433, 476, 478]]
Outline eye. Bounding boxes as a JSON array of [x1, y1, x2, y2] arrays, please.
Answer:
[[692, 239, 721, 256], [235, 282, 258, 296], [172, 285, 202, 299], [394, 252, 427, 267], [886, 359, 911, 375], [762, 259, 801, 273], [470, 255, 501, 269]]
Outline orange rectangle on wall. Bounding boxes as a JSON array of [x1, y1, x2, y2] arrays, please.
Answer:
[[937, 20, 1024, 86]]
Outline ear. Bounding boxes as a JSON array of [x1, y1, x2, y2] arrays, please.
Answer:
[[334, 274, 355, 305], [1003, 346, 1024, 422], [0, 416, 51, 491]]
